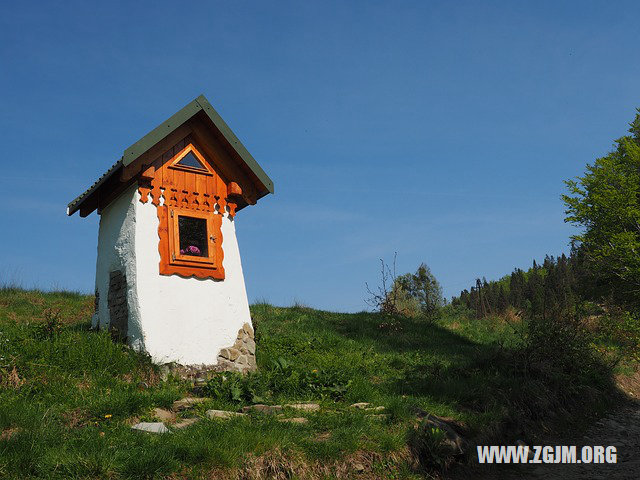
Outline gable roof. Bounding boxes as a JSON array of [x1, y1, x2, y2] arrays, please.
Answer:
[[67, 95, 274, 216]]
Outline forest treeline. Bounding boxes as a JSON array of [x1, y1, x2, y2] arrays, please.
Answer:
[[452, 250, 586, 319], [377, 108, 640, 361], [448, 108, 640, 360]]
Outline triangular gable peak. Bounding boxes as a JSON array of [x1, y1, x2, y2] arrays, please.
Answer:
[[67, 95, 273, 217], [173, 147, 211, 172], [136, 131, 247, 217]]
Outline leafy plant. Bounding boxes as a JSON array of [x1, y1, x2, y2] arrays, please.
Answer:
[[395, 263, 444, 317], [366, 255, 444, 320], [406, 425, 453, 473], [563, 109, 640, 310], [203, 357, 352, 403], [35, 308, 62, 340]]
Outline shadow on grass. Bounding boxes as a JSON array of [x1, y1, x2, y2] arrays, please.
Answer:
[[321, 310, 482, 356], [314, 308, 620, 443]]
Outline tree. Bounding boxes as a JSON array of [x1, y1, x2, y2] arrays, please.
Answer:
[[562, 109, 640, 308], [396, 263, 444, 317]]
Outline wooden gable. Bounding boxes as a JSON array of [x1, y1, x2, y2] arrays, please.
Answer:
[[136, 115, 252, 217], [67, 95, 273, 218]]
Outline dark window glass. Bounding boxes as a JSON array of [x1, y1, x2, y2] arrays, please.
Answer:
[[177, 151, 206, 170], [178, 216, 208, 257]]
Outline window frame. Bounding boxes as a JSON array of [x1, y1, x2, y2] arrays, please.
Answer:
[[158, 205, 225, 280], [170, 208, 216, 266], [168, 143, 214, 176]]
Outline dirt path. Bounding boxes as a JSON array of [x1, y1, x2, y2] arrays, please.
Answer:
[[509, 400, 640, 479], [470, 371, 640, 479]]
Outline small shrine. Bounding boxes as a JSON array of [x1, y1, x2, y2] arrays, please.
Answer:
[[67, 95, 274, 371]]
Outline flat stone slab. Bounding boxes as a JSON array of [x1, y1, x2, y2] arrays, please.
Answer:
[[350, 402, 371, 409], [369, 414, 390, 420], [131, 422, 170, 434], [241, 404, 283, 414], [173, 418, 201, 429], [285, 403, 320, 411], [153, 408, 175, 422], [279, 417, 309, 425], [172, 397, 207, 411], [368, 406, 385, 412], [206, 409, 247, 420]]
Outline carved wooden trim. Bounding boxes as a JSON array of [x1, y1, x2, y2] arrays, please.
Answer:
[[137, 139, 240, 217], [227, 182, 242, 196]]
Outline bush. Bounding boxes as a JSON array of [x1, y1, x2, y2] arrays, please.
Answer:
[[34, 309, 62, 340], [407, 425, 453, 473], [202, 357, 352, 404], [592, 308, 640, 363], [396, 263, 444, 317], [366, 255, 444, 319], [502, 310, 615, 428]]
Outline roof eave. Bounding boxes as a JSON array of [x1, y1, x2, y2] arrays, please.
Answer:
[[194, 95, 274, 195], [67, 158, 123, 216]]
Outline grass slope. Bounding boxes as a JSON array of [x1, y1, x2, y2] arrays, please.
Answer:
[[0, 290, 617, 479]]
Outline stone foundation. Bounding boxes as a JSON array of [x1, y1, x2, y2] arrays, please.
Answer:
[[216, 322, 257, 373], [158, 322, 257, 385]]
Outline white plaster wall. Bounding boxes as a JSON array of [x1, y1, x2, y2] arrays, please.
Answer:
[[134, 194, 252, 365], [94, 184, 144, 351]]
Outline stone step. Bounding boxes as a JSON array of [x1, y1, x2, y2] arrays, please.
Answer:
[[172, 397, 207, 411], [131, 422, 170, 434], [206, 409, 247, 419]]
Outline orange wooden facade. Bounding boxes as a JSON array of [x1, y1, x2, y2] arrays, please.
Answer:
[[138, 128, 248, 280]]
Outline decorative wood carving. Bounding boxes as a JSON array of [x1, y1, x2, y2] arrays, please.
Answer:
[[137, 136, 241, 215], [228, 182, 242, 196]]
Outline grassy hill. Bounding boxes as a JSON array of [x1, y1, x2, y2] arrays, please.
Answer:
[[0, 288, 622, 479]]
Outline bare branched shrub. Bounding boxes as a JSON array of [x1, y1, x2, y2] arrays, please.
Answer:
[[365, 253, 400, 316], [366, 255, 443, 320]]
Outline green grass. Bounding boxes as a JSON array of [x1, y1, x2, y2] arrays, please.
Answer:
[[0, 290, 622, 479]]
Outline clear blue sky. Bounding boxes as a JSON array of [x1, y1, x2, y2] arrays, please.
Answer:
[[1, 1, 638, 311]]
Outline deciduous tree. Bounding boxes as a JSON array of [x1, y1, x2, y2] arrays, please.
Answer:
[[563, 109, 640, 308]]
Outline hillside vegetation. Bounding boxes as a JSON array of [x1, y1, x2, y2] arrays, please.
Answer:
[[0, 288, 624, 479]]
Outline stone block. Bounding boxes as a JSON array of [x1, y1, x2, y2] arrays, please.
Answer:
[[244, 338, 256, 354], [241, 404, 283, 414], [242, 322, 254, 338], [172, 397, 207, 411], [153, 408, 175, 422], [227, 348, 240, 361], [131, 422, 170, 434], [279, 417, 308, 425], [173, 418, 200, 429], [206, 409, 246, 419], [285, 403, 320, 412]]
